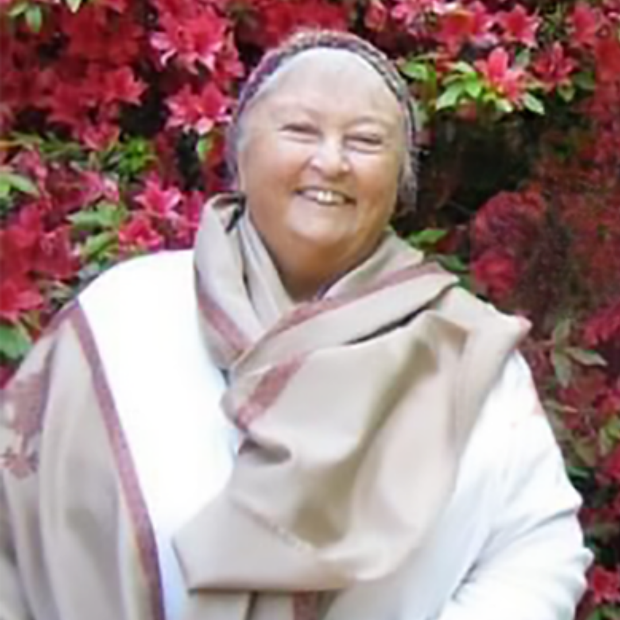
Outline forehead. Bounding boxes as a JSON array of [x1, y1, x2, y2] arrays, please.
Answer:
[[246, 49, 403, 124]]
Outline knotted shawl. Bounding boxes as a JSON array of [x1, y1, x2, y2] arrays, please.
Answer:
[[173, 194, 529, 620]]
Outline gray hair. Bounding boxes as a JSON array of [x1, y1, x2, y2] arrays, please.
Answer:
[[226, 29, 419, 218]]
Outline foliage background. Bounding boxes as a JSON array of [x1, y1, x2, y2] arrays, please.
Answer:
[[1, 0, 619, 616]]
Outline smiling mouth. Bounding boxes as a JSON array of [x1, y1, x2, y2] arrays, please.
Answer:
[[297, 188, 353, 207]]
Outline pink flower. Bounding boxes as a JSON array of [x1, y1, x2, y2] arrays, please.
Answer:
[[46, 82, 89, 129], [497, 5, 540, 48], [134, 177, 182, 217], [568, 2, 601, 47], [471, 249, 519, 302], [437, 2, 495, 53], [583, 300, 620, 346], [166, 83, 230, 135], [391, 0, 435, 28], [151, 8, 227, 73], [588, 566, 620, 605], [32, 227, 79, 280], [594, 34, 620, 83], [101, 67, 146, 105], [118, 214, 164, 251], [532, 43, 576, 92], [365, 0, 388, 32], [78, 122, 120, 152], [475, 47, 527, 103], [0, 277, 43, 323]]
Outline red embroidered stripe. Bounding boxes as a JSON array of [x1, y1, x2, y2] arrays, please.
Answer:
[[235, 356, 305, 429], [70, 304, 166, 620], [194, 267, 251, 356], [293, 592, 320, 620], [270, 262, 448, 338]]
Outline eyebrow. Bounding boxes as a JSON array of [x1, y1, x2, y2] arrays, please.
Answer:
[[269, 101, 400, 130]]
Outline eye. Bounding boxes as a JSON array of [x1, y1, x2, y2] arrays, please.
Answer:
[[346, 133, 385, 151], [281, 122, 320, 139]]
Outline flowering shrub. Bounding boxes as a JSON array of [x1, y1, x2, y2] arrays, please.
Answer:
[[1, 0, 619, 615]]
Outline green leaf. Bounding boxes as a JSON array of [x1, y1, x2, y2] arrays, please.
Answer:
[[80, 231, 116, 261], [0, 170, 39, 196], [0, 322, 32, 361], [464, 78, 483, 99], [196, 136, 213, 162], [565, 347, 607, 367], [437, 254, 468, 274], [557, 82, 575, 103], [573, 71, 596, 92], [514, 48, 531, 68], [551, 350, 572, 388], [572, 436, 597, 468], [25, 4, 42, 32], [450, 61, 476, 75], [566, 464, 590, 481], [69, 202, 125, 231], [495, 98, 514, 114], [522, 92, 545, 115], [552, 318, 572, 345], [598, 425, 617, 456], [401, 60, 431, 82], [436, 83, 464, 110], [0, 179, 11, 199], [7, 1, 29, 17], [407, 228, 447, 248], [65, 0, 83, 12]]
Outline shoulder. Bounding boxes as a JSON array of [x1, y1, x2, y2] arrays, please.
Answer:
[[467, 352, 583, 520], [79, 250, 194, 316]]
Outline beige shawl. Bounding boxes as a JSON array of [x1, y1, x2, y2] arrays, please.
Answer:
[[173, 194, 530, 620]]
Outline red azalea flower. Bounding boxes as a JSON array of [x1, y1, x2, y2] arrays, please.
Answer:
[[0, 209, 43, 277], [79, 170, 120, 205], [497, 5, 540, 48], [166, 83, 230, 135], [588, 566, 620, 605], [391, 0, 435, 28], [599, 385, 620, 419], [244, 0, 347, 48], [151, 8, 227, 73], [0, 277, 43, 323], [583, 299, 620, 346], [532, 43, 576, 92], [13, 149, 48, 188], [475, 47, 527, 103], [62, 6, 110, 61], [471, 249, 519, 302], [437, 2, 495, 53], [472, 189, 546, 254], [212, 36, 245, 83], [594, 34, 620, 83], [46, 82, 90, 129], [78, 121, 120, 152], [568, 2, 601, 47], [101, 67, 146, 106], [118, 214, 164, 251], [32, 227, 79, 280], [365, 0, 388, 32], [134, 176, 182, 217]]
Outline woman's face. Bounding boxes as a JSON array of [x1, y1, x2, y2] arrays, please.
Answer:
[[237, 50, 406, 298]]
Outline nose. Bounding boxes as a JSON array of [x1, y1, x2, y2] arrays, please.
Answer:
[[310, 137, 350, 176]]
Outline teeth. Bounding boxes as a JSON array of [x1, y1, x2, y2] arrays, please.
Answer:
[[302, 188, 347, 205]]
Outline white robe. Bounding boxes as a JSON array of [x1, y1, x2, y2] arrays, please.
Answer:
[[0, 251, 592, 620], [80, 251, 592, 620]]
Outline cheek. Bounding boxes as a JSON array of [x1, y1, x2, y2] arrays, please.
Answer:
[[356, 158, 400, 211]]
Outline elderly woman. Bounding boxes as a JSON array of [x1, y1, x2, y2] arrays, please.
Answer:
[[0, 30, 591, 620]]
